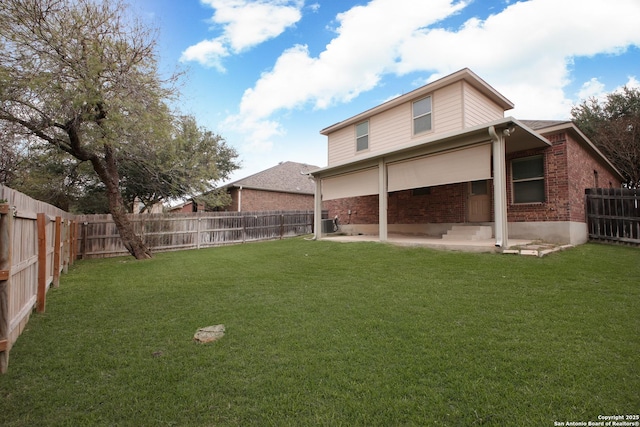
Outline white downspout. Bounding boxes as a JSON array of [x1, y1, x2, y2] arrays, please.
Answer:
[[313, 177, 323, 240], [378, 159, 388, 242], [489, 126, 509, 248], [237, 185, 242, 212]]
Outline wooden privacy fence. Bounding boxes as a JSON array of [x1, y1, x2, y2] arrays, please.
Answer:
[[0, 185, 77, 373], [76, 210, 324, 259], [0, 184, 323, 372], [586, 187, 640, 245]]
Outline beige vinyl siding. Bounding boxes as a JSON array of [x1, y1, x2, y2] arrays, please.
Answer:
[[369, 102, 412, 153], [326, 79, 507, 166], [327, 126, 354, 165], [463, 81, 504, 127], [432, 82, 463, 134], [369, 83, 467, 151]]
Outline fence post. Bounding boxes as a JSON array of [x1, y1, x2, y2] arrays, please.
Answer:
[[62, 220, 70, 273], [197, 217, 202, 250], [81, 222, 88, 260], [53, 216, 62, 288], [280, 214, 285, 239], [70, 220, 78, 265], [37, 213, 47, 313], [0, 203, 13, 373]]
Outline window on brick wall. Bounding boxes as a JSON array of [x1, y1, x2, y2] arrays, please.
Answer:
[[512, 155, 545, 203], [356, 121, 369, 152]]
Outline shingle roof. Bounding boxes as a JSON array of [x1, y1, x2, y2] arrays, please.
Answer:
[[519, 120, 571, 131], [227, 161, 319, 194]]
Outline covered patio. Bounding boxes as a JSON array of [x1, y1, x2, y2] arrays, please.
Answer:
[[311, 117, 551, 249]]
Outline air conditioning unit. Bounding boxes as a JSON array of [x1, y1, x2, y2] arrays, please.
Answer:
[[321, 218, 336, 233]]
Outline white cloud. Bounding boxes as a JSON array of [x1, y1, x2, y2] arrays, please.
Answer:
[[576, 75, 640, 107], [220, 0, 467, 153], [180, 0, 303, 69], [394, 0, 640, 118], [180, 39, 229, 72], [578, 78, 607, 101], [227, 0, 640, 153], [221, 114, 283, 152], [234, 0, 467, 125], [624, 76, 640, 90]]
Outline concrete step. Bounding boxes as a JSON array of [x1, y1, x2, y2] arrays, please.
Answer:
[[442, 225, 492, 241]]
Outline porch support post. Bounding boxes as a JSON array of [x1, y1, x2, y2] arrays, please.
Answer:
[[313, 177, 323, 240], [490, 126, 509, 248], [378, 159, 388, 242]]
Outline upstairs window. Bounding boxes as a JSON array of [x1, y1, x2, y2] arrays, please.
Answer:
[[413, 96, 432, 135], [356, 121, 369, 151], [512, 155, 545, 203]]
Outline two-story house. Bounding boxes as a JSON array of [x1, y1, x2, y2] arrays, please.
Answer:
[[309, 68, 622, 247]]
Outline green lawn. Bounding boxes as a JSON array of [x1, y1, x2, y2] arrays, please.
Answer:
[[1, 238, 638, 426]]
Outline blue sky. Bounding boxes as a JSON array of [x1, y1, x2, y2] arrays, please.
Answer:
[[132, 0, 640, 183]]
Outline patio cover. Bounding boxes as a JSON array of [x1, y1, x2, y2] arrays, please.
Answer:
[[387, 143, 491, 192], [310, 117, 551, 247], [322, 167, 379, 201]]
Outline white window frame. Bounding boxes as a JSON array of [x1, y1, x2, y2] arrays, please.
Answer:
[[356, 120, 369, 152], [511, 155, 545, 204], [412, 96, 432, 135]]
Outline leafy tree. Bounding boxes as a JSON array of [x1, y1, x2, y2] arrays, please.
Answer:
[[0, 0, 238, 258], [572, 86, 640, 187], [10, 145, 111, 213], [4, 115, 238, 214], [0, 122, 25, 186], [120, 114, 238, 213]]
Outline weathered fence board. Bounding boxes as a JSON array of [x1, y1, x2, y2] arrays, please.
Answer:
[[586, 188, 640, 245], [0, 185, 76, 373], [76, 210, 324, 259]]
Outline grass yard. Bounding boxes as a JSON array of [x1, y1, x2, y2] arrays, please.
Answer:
[[0, 238, 638, 426]]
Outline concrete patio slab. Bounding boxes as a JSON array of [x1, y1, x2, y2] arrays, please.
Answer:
[[321, 233, 535, 254], [321, 233, 575, 256]]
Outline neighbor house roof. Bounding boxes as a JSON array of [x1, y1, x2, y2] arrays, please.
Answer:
[[519, 120, 570, 130], [225, 161, 319, 194]]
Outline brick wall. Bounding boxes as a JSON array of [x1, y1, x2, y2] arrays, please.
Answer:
[[565, 133, 621, 222], [173, 203, 195, 213], [506, 130, 621, 223], [506, 132, 570, 222], [324, 194, 379, 225], [389, 184, 466, 223], [230, 188, 314, 212], [323, 129, 622, 227], [170, 201, 204, 213], [324, 183, 467, 225]]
